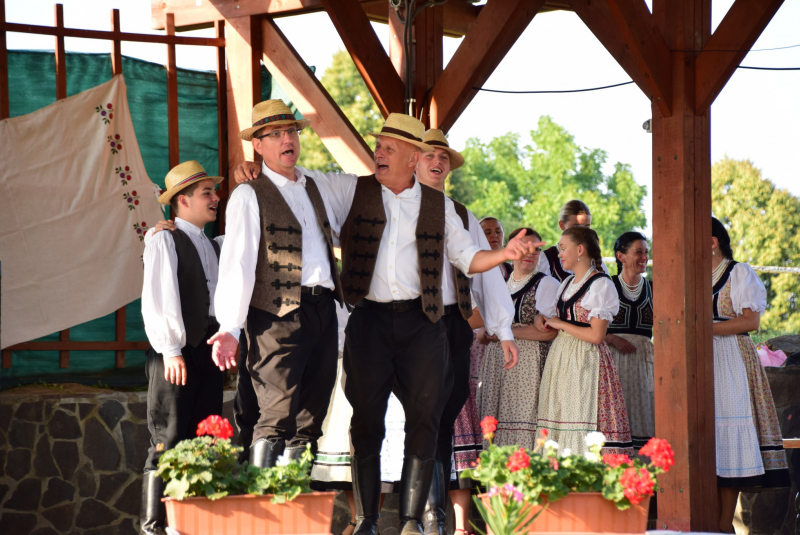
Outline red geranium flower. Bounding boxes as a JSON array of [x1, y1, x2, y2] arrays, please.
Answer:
[[620, 467, 655, 505], [196, 415, 233, 440], [639, 438, 675, 471], [506, 448, 530, 472], [480, 416, 498, 440], [602, 453, 633, 468]]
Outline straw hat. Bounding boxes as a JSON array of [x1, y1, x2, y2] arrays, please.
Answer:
[[422, 129, 465, 170], [369, 113, 432, 152], [239, 100, 311, 141], [158, 160, 223, 205]]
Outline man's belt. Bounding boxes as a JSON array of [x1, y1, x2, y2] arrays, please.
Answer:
[[301, 285, 333, 295], [357, 297, 421, 313], [443, 304, 459, 316]]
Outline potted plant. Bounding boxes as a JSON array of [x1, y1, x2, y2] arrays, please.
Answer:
[[462, 416, 674, 535], [157, 415, 335, 535]]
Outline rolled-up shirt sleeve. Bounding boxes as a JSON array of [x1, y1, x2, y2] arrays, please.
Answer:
[[214, 185, 260, 340], [467, 210, 514, 341], [142, 232, 185, 359]]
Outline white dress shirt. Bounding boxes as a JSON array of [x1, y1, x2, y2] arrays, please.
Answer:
[[141, 218, 224, 359], [292, 168, 482, 302], [443, 200, 514, 341], [215, 163, 338, 340]]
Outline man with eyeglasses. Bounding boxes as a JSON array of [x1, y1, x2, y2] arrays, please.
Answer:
[[209, 99, 345, 468]]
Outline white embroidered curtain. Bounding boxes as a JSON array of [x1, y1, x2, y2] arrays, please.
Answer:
[[0, 75, 163, 349]]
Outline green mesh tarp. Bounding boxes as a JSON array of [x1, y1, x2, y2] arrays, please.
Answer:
[[2, 50, 301, 387]]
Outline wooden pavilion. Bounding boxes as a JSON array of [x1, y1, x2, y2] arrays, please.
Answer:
[[0, 0, 787, 530], [150, 0, 786, 530]]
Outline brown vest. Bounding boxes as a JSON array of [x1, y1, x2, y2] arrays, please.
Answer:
[[340, 175, 446, 322], [248, 173, 343, 316], [450, 199, 474, 320]]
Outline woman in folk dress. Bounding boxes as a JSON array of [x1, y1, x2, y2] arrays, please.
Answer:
[[710, 217, 789, 533], [477, 227, 559, 451], [605, 232, 655, 451], [536, 225, 633, 456]]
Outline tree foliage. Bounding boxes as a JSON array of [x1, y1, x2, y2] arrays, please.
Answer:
[[447, 116, 647, 257], [297, 49, 382, 173], [712, 157, 800, 332]]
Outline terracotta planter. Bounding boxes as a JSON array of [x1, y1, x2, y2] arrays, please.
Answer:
[[164, 491, 336, 535], [481, 492, 650, 534]]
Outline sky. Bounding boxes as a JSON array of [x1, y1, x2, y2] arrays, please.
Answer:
[[6, 0, 800, 236]]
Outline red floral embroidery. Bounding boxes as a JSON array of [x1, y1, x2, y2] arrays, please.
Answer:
[[122, 190, 140, 210], [115, 165, 131, 186], [132, 221, 149, 242], [96, 102, 114, 124], [107, 134, 123, 154]]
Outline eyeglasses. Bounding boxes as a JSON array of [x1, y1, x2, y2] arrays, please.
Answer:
[[256, 127, 303, 140]]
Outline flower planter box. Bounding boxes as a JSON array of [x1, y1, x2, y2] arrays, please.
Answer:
[[482, 492, 650, 534], [164, 491, 336, 535]]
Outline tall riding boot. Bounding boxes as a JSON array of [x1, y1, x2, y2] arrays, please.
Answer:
[[140, 471, 166, 535], [399, 456, 436, 535], [249, 438, 285, 468], [421, 461, 446, 535], [284, 442, 317, 471], [352, 454, 382, 535]]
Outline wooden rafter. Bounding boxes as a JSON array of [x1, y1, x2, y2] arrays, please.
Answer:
[[428, 0, 544, 133], [569, 0, 672, 117], [319, 0, 404, 117], [694, 0, 784, 115], [260, 17, 374, 175]]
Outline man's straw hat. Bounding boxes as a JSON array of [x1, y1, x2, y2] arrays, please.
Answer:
[[158, 160, 223, 205], [423, 129, 465, 170], [369, 113, 432, 152], [239, 99, 311, 141]]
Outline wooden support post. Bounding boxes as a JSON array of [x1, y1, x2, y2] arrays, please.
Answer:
[[0, 0, 8, 119], [428, 0, 543, 132], [111, 8, 122, 76], [59, 329, 70, 368], [651, 0, 717, 530], [54, 4, 66, 100], [320, 0, 404, 117], [413, 4, 443, 126], [215, 20, 229, 231], [260, 17, 373, 175], [166, 13, 179, 168], [388, 6, 405, 80], [115, 307, 126, 368], [225, 15, 262, 187]]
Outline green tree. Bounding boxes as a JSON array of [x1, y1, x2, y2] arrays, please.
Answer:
[[297, 50, 382, 172], [447, 116, 647, 257], [712, 157, 800, 332]]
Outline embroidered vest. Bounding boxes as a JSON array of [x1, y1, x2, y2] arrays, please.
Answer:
[[171, 229, 220, 348], [450, 199, 473, 320], [248, 174, 343, 316], [511, 272, 546, 324], [557, 272, 610, 327], [544, 246, 570, 282], [608, 275, 654, 338], [712, 260, 739, 322], [340, 175, 446, 322]]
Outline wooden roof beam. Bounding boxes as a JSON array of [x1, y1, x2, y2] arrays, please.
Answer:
[[428, 0, 545, 133], [319, 0, 404, 117], [569, 0, 672, 117], [694, 0, 784, 115], [260, 17, 374, 175]]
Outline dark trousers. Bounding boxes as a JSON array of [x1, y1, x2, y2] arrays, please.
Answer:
[[245, 293, 338, 445], [144, 324, 224, 471], [436, 312, 475, 478], [344, 303, 452, 459], [233, 332, 260, 458]]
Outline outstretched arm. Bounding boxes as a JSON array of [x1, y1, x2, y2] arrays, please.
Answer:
[[468, 230, 544, 274]]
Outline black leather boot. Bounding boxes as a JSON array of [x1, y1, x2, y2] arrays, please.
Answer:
[[249, 438, 285, 468], [352, 454, 382, 535], [421, 461, 446, 535], [399, 456, 436, 535], [140, 471, 166, 535], [284, 442, 317, 462]]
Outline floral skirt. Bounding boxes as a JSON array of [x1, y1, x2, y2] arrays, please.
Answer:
[[736, 334, 790, 486], [477, 334, 550, 451], [537, 331, 632, 456], [451, 334, 487, 489], [608, 334, 655, 450]]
